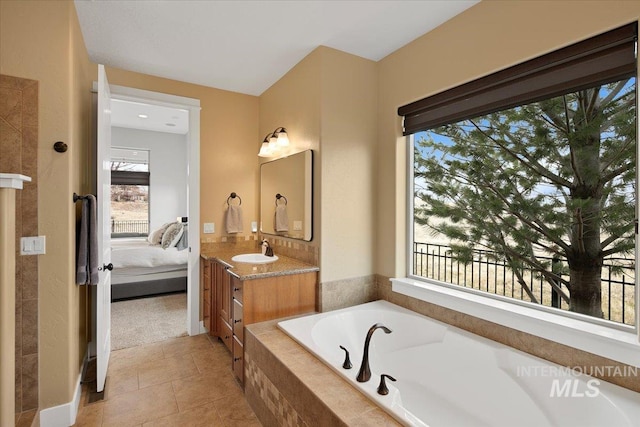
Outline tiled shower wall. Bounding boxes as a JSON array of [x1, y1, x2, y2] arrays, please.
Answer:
[[0, 74, 39, 412]]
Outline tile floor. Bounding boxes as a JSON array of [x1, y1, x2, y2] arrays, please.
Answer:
[[74, 334, 262, 426]]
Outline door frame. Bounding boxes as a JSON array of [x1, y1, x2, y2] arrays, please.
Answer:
[[97, 82, 202, 335]]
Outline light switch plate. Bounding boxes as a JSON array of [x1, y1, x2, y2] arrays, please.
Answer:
[[203, 223, 215, 234], [251, 221, 258, 233], [21, 236, 46, 255]]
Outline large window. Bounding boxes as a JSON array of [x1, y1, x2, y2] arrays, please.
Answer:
[[401, 24, 637, 327], [110, 148, 150, 238]]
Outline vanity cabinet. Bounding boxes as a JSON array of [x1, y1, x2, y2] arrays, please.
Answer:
[[201, 255, 317, 385], [229, 272, 317, 384]]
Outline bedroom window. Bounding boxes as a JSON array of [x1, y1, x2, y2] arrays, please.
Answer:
[[399, 23, 637, 326], [110, 148, 150, 238]]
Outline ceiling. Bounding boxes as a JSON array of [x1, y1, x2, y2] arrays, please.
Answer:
[[111, 99, 189, 134], [74, 0, 479, 97]]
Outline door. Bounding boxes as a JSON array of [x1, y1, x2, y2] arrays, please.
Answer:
[[96, 64, 112, 393]]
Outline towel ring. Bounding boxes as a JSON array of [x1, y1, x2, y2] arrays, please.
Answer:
[[275, 193, 288, 206], [227, 192, 242, 206]]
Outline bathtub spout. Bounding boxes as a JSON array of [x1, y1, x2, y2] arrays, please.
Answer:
[[356, 323, 392, 382]]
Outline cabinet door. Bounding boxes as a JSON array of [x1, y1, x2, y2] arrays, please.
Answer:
[[216, 262, 231, 325], [232, 336, 244, 382], [201, 259, 212, 334]]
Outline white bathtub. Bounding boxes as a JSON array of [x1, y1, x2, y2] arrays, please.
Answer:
[[277, 300, 640, 427]]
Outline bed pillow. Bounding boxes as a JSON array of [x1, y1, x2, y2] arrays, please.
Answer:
[[148, 222, 172, 245], [161, 222, 184, 249]]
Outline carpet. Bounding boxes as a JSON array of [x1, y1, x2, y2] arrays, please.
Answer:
[[111, 293, 188, 351]]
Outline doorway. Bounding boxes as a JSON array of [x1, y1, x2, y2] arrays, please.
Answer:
[[95, 83, 201, 343]]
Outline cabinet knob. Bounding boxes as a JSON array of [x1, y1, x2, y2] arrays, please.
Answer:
[[234, 319, 242, 324], [234, 357, 242, 362], [234, 287, 240, 291], [225, 335, 230, 339]]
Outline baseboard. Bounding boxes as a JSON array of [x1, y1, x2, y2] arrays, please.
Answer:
[[39, 354, 85, 427]]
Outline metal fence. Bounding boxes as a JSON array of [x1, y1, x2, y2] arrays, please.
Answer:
[[111, 219, 149, 235], [413, 241, 635, 325]]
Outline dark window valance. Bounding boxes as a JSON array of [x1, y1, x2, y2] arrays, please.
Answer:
[[398, 23, 637, 135], [111, 170, 150, 186]]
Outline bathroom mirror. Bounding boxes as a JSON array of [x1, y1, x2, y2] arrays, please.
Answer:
[[260, 150, 313, 241]]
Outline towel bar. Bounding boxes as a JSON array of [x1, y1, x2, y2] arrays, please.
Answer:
[[73, 193, 94, 202], [275, 193, 288, 206]]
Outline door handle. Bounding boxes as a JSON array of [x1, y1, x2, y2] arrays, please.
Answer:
[[99, 263, 113, 271]]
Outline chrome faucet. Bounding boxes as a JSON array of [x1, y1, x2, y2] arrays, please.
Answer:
[[356, 323, 392, 382]]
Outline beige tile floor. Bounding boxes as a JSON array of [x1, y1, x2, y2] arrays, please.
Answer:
[[74, 334, 262, 426]]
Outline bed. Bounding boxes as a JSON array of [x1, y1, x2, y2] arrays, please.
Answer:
[[110, 238, 188, 301]]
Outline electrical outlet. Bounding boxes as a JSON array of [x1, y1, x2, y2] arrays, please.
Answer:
[[203, 223, 215, 233], [293, 221, 303, 231], [251, 221, 258, 233]]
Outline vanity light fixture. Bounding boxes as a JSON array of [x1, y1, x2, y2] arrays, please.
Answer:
[[258, 127, 290, 157]]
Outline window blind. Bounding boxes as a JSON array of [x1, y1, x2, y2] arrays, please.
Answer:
[[398, 23, 637, 135]]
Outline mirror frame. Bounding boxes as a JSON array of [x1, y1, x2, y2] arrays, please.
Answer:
[[260, 150, 313, 241]]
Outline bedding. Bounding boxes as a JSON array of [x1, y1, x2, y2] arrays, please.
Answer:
[[110, 238, 188, 300], [111, 238, 188, 269]]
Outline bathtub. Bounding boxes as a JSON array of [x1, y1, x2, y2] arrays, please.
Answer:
[[277, 300, 640, 427]]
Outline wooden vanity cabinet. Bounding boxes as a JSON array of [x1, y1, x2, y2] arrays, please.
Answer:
[[229, 272, 317, 384], [202, 255, 317, 385]]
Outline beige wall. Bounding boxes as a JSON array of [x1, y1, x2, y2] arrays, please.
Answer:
[[376, 0, 640, 278], [103, 68, 260, 244], [259, 48, 322, 253], [319, 47, 377, 283], [259, 47, 377, 283], [0, 0, 94, 410]]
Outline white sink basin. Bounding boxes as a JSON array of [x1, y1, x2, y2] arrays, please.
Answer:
[[231, 253, 279, 264]]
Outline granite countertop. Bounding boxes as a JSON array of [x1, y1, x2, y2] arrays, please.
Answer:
[[201, 245, 319, 280]]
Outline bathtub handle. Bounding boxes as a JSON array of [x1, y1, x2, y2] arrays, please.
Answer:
[[339, 345, 352, 369], [377, 374, 396, 395]]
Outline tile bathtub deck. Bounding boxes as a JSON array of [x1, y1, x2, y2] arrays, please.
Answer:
[[73, 334, 261, 426]]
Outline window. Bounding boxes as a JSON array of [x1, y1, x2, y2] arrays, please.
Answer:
[[400, 24, 637, 328], [110, 148, 150, 238]]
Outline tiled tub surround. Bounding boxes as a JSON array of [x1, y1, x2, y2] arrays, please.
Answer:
[[244, 319, 400, 426], [278, 301, 640, 427], [0, 74, 39, 413]]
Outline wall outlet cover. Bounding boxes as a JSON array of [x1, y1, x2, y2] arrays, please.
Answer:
[[203, 223, 215, 233]]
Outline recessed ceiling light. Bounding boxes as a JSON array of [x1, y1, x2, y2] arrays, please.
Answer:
[[138, 114, 148, 119], [165, 123, 176, 127]]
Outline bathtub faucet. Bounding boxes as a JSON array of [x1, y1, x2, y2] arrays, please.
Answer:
[[356, 323, 392, 382]]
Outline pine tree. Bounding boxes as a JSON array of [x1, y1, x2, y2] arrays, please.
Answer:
[[414, 78, 636, 318]]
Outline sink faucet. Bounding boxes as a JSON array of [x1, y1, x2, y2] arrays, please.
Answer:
[[261, 239, 274, 257], [356, 323, 392, 382]]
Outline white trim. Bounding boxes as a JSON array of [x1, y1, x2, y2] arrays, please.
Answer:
[[0, 173, 31, 189], [392, 277, 640, 368], [38, 372, 82, 427], [104, 84, 202, 337], [199, 320, 208, 334]]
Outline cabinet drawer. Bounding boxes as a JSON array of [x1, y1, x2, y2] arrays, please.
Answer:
[[232, 336, 244, 383], [233, 299, 244, 342], [220, 319, 232, 353], [232, 277, 243, 303]]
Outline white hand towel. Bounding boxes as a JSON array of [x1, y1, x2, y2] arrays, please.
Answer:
[[274, 205, 289, 232], [225, 205, 243, 233]]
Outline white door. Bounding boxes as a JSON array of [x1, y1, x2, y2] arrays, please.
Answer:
[[96, 64, 112, 393]]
